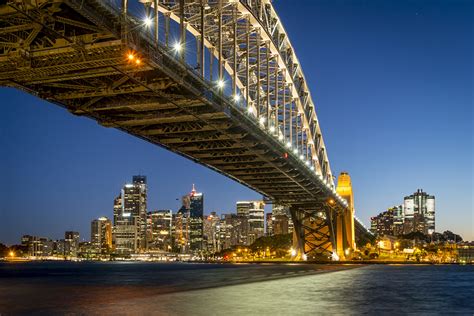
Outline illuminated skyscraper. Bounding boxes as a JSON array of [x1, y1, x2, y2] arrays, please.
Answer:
[[403, 189, 435, 235], [147, 210, 173, 251], [236, 201, 265, 245], [91, 217, 112, 255], [112, 175, 148, 255], [64, 231, 80, 258]]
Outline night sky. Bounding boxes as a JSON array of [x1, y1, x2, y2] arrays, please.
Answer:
[[1, 0, 472, 244]]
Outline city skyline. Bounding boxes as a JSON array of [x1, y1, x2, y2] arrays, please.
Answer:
[[1, 0, 472, 245]]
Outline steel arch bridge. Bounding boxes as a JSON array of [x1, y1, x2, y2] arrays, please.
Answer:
[[0, 0, 370, 260]]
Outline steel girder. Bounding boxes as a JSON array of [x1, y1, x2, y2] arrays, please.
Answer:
[[0, 0, 355, 258]]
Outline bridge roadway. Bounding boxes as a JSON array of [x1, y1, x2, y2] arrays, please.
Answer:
[[0, 0, 372, 258]]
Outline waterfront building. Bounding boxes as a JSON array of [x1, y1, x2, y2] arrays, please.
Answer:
[[175, 185, 204, 254], [266, 213, 273, 236], [64, 231, 80, 257], [112, 175, 148, 255], [91, 217, 112, 255], [203, 212, 221, 253], [403, 189, 435, 235], [21, 235, 54, 257], [236, 201, 265, 245], [370, 206, 402, 236], [272, 204, 293, 234], [147, 210, 173, 251], [370, 189, 435, 237]]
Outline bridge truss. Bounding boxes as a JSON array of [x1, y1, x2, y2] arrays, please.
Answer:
[[0, 0, 358, 259]]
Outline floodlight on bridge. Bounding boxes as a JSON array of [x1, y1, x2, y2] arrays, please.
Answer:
[[259, 116, 265, 125], [216, 79, 225, 89], [143, 17, 152, 27], [269, 125, 275, 133], [233, 94, 240, 102], [286, 142, 292, 148], [173, 42, 182, 53]]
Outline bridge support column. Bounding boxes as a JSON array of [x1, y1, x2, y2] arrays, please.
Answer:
[[290, 206, 305, 260]]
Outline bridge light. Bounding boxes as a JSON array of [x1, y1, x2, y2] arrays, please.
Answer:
[[135, 58, 142, 65], [259, 116, 266, 125], [331, 253, 340, 261], [290, 248, 296, 257], [269, 126, 275, 133], [233, 94, 240, 102], [144, 17, 152, 27], [293, 148, 298, 154], [310, 165, 314, 171], [247, 106, 254, 114], [173, 42, 182, 53], [217, 79, 225, 89], [127, 53, 135, 61], [299, 154, 304, 160], [328, 198, 335, 205], [278, 134, 284, 141], [286, 142, 292, 148], [302, 254, 308, 261]]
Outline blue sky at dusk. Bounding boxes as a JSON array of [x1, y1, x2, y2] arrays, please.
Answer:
[[0, 0, 472, 244]]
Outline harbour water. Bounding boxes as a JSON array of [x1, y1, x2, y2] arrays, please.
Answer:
[[0, 262, 472, 314]]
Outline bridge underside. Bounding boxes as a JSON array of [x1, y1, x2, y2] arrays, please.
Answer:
[[0, 0, 361, 259]]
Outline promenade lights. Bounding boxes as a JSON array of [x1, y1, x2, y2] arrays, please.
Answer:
[[302, 254, 308, 261], [9, 251, 14, 257], [290, 248, 296, 256], [127, 53, 135, 61], [331, 253, 340, 261], [233, 94, 240, 102], [135, 58, 142, 65]]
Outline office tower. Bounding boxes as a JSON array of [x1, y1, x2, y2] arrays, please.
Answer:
[[64, 231, 80, 258], [183, 185, 204, 253], [236, 201, 265, 245], [91, 217, 112, 255], [147, 210, 173, 251], [266, 213, 273, 236], [112, 175, 148, 255], [272, 204, 293, 234], [203, 212, 221, 253], [403, 189, 435, 235], [370, 206, 402, 236]]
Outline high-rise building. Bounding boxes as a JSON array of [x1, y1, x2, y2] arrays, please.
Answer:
[[188, 185, 204, 253], [266, 213, 273, 236], [370, 206, 402, 236], [237, 201, 265, 245], [112, 176, 148, 255], [203, 212, 221, 253], [147, 210, 173, 251], [271, 205, 293, 235], [64, 231, 80, 258], [91, 217, 112, 255], [403, 189, 435, 235]]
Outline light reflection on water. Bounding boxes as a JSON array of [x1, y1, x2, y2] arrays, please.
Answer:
[[0, 262, 472, 315]]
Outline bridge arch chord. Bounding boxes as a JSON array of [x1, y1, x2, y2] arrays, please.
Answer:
[[129, 0, 336, 188]]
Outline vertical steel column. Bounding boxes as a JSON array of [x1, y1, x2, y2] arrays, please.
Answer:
[[289, 95, 293, 146], [274, 55, 279, 133], [218, 0, 223, 84], [179, 0, 185, 61], [121, 0, 128, 42], [153, 0, 159, 45], [245, 18, 250, 110], [282, 70, 286, 141], [200, 1, 205, 78], [209, 47, 214, 81], [296, 112, 299, 152], [165, 13, 170, 47], [257, 29, 262, 118], [232, 6, 237, 96], [290, 206, 305, 259], [266, 42, 270, 128]]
